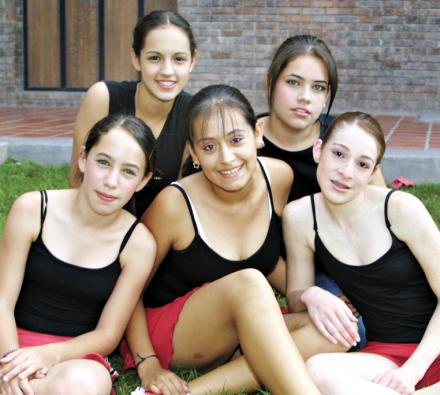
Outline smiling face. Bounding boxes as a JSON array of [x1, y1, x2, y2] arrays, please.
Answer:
[[189, 107, 262, 193], [314, 122, 379, 204], [79, 127, 150, 215], [271, 54, 329, 135], [131, 25, 195, 103]]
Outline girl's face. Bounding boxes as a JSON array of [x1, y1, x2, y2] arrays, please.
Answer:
[[79, 127, 150, 215], [189, 108, 263, 193], [314, 123, 378, 205], [131, 25, 196, 103], [271, 54, 329, 134]]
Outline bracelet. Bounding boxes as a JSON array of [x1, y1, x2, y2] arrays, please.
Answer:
[[1, 348, 18, 359], [135, 352, 158, 368]]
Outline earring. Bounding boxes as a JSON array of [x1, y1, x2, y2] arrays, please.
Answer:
[[193, 162, 200, 170]]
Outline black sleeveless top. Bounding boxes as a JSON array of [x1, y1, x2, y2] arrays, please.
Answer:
[[144, 160, 282, 307], [312, 190, 437, 343], [258, 114, 333, 202], [15, 190, 139, 337], [105, 80, 192, 217]]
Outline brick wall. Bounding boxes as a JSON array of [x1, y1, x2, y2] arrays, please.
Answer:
[[1, 0, 439, 115]]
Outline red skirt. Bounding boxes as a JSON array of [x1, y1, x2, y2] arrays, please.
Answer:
[[121, 286, 203, 370], [17, 327, 119, 391], [362, 341, 440, 389]]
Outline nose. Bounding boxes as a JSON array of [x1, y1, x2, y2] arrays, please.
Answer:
[[219, 143, 235, 163], [298, 84, 312, 103], [104, 168, 119, 188], [160, 58, 174, 76], [338, 160, 355, 179]]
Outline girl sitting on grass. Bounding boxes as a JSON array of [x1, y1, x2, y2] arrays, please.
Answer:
[[0, 114, 156, 395], [123, 84, 344, 395], [283, 112, 440, 394]]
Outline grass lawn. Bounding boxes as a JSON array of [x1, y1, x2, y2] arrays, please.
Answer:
[[1, 158, 439, 394]]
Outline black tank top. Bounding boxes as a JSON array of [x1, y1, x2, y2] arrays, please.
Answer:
[[105, 80, 192, 217], [312, 190, 437, 343], [144, 159, 282, 307], [14, 191, 139, 337], [258, 114, 333, 202]]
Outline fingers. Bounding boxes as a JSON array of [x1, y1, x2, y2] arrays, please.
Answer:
[[18, 378, 34, 395]]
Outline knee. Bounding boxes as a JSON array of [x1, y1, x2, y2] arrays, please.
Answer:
[[226, 268, 272, 298], [306, 354, 339, 391], [46, 361, 112, 395]]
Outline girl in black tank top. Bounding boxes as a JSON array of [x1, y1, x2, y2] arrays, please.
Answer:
[[283, 112, 440, 393], [125, 85, 339, 395], [0, 115, 156, 394]]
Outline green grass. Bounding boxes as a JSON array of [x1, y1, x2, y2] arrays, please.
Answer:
[[0, 159, 439, 394]]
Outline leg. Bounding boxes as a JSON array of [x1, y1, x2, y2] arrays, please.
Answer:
[[30, 359, 112, 395], [171, 268, 321, 395], [415, 382, 440, 394], [306, 352, 401, 395], [186, 311, 346, 394]]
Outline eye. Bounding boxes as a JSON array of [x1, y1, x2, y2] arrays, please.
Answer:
[[332, 150, 344, 158], [230, 135, 245, 144], [147, 55, 161, 62], [202, 143, 216, 152], [358, 161, 371, 170], [123, 168, 137, 177], [175, 55, 188, 63], [286, 79, 300, 86], [97, 159, 110, 166], [313, 84, 327, 92]]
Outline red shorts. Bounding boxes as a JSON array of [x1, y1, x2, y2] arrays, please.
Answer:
[[362, 341, 440, 389], [121, 286, 202, 370], [17, 328, 119, 384]]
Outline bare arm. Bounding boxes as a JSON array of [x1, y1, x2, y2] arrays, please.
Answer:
[[126, 188, 190, 393], [0, 192, 40, 357], [0, 221, 156, 382], [376, 191, 440, 388], [69, 82, 110, 187]]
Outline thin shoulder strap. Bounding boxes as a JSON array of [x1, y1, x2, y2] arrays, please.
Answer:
[[257, 157, 275, 212], [38, 190, 48, 237], [310, 194, 318, 232], [170, 182, 199, 234], [119, 219, 140, 253], [384, 189, 397, 229]]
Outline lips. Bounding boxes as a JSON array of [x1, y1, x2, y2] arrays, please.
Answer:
[[218, 165, 243, 177], [292, 108, 311, 117], [96, 191, 117, 202], [331, 180, 351, 191], [157, 80, 177, 90]]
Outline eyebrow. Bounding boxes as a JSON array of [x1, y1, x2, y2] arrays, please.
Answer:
[[287, 73, 328, 85], [96, 152, 141, 170], [144, 50, 190, 55], [331, 143, 375, 162], [196, 128, 248, 143]]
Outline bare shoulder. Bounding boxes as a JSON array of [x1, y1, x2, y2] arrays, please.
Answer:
[[120, 221, 157, 269], [142, 184, 188, 231], [387, 189, 437, 239], [4, 191, 43, 240], [82, 81, 110, 106], [259, 157, 293, 202], [283, 195, 313, 223]]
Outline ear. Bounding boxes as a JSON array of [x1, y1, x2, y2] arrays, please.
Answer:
[[189, 50, 198, 72], [186, 141, 200, 166], [254, 123, 264, 149], [130, 48, 141, 72], [78, 146, 87, 174], [135, 171, 153, 193], [312, 139, 323, 164]]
